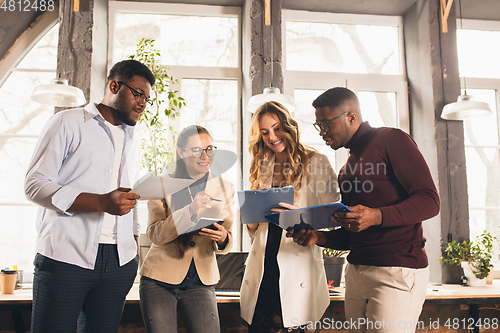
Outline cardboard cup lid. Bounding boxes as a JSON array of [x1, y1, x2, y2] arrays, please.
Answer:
[[0, 270, 17, 274]]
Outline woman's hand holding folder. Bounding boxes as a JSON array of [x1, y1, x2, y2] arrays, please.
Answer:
[[270, 202, 300, 213]]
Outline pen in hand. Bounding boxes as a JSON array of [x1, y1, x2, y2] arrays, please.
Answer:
[[210, 197, 222, 202]]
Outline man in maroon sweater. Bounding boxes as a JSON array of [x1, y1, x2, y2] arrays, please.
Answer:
[[288, 87, 440, 332]]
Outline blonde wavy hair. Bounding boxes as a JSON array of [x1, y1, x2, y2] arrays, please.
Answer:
[[248, 101, 315, 193]]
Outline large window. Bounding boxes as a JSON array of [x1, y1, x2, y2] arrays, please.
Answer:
[[282, 10, 409, 171], [0, 12, 59, 280], [458, 19, 500, 269], [109, 2, 242, 249]]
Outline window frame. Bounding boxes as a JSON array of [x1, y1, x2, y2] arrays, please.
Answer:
[[0, 12, 58, 204], [0, 11, 59, 282], [108, 1, 242, 73], [108, 1, 244, 250], [282, 10, 409, 171], [458, 19, 500, 277], [282, 10, 407, 75], [0, 10, 58, 87]]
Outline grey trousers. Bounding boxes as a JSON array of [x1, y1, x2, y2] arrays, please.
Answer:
[[139, 276, 220, 333]]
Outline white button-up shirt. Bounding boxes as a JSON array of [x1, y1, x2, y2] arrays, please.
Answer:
[[25, 103, 140, 269]]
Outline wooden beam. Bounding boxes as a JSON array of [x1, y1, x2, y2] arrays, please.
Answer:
[[264, 0, 271, 26], [440, 0, 454, 33]]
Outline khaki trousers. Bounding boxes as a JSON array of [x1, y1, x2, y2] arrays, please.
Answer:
[[344, 264, 429, 333]]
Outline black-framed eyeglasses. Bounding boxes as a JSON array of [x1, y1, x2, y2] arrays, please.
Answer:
[[182, 146, 217, 158], [117, 81, 153, 106], [313, 111, 349, 132]]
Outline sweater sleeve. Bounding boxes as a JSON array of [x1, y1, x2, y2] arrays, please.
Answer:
[[378, 129, 440, 227]]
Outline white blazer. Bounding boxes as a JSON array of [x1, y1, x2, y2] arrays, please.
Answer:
[[240, 152, 340, 327]]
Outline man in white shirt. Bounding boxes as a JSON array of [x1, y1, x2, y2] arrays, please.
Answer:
[[25, 59, 155, 333]]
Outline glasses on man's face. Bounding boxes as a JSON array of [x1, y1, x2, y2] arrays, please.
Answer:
[[117, 81, 153, 106], [182, 146, 217, 158], [313, 111, 349, 132]]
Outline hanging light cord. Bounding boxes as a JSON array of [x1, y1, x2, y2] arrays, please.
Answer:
[[270, 17, 274, 88], [458, 0, 467, 95]]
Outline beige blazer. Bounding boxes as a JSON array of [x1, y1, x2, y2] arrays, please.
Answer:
[[140, 174, 234, 285], [240, 152, 340, 327]]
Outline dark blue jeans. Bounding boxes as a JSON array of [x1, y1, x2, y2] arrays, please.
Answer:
[[139, 276, 220, 333], [31, 245, 138, 333]]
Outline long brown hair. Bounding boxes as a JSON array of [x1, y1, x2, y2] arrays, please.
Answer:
[[170, 125, 212, 258], [248, 101, 315, 194]]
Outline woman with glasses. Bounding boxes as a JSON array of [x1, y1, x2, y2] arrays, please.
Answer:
[[139, 125, 234, 333], [240, 101, 340, 333]]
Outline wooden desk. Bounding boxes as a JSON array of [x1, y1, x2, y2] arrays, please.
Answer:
[[0, 285, 244, 332], [2, 281, 500, 333], [328, 281, 500, 303], [0, 289, 31, 333], [326, 281, 500, 333]]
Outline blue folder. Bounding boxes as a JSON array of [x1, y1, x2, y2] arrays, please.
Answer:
[[237, 186, 294, 224], [264, 202, 352, 231]]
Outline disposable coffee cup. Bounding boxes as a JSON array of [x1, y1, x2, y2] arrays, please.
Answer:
[[0, 269, 18, 295]]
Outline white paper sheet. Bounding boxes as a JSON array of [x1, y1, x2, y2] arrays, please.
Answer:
[[132, 174, 195, 200], [426, 287, 455, 296]]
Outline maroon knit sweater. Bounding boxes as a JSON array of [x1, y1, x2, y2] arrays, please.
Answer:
[[323, 122, 440, 268]]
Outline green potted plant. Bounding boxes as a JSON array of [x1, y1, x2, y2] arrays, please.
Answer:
[[439, 231, 497, 286], [129, 39, 185, 269], [128, 38, 186, 176], [322, 248, 349, 289]]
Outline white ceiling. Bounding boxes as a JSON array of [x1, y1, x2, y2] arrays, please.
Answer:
[[282, 0, 500, 21], [129, 0, 500, 21]]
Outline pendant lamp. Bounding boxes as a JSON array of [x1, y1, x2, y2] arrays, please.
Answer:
[[440, 0, 492, 120], [246, 87, 296, 113], [441, 94, 492, 120], [246, 0, 296, 113], [31, 78, 86, 107]]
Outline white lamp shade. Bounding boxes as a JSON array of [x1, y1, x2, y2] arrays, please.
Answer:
[[441, 94, 492, 120], [31, 78, 86, 107], [246, 87, 296, 113]]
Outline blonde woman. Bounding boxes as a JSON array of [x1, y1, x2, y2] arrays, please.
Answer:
[[139, 125, 234, 333], [240, 101, 340, 332]]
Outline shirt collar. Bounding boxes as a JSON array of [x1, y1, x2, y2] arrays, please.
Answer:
[[189, 172, 210, 183], [83, 103, 135, 139], [345, 121, 372, 150]]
